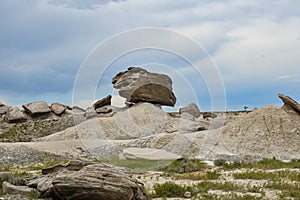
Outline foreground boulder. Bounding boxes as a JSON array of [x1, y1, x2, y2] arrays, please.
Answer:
[[278, 93, 300, 115], [27, 160, 149, 200], [93, 95, 112, 109], [179, 103, 201, 118], [50, 103, 66, 115], [2, 181, 36, 196], [112, 67, 176, 106], [22, 101, 50, 116]]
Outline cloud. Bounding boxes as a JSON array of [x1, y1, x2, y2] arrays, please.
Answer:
[[275, 75, 300, 82], [0, 0, 299, 110]]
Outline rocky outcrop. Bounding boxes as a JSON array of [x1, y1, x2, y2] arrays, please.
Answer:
[[22, 101, 50, 116], [50, 103, 66, 115], [93, 95, 112, 109], [179, 103, 200, 118], [27, 160, 149, 200], [5, 107, 27, 123], [278, 93, 300, 115], [112, 67, 176, 106]]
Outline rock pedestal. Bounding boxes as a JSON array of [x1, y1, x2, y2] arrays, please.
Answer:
[[112, 67, 176, 107]]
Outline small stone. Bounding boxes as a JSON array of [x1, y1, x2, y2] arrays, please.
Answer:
[[2, 181, 36, 196], [22, 101, 50, 116], [179, 103, 201, 118], [184, 191, 192, 198], [95, 105, 113, 114], [50, 102, 67, 115]]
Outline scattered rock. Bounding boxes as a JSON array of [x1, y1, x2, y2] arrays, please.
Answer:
[[95, 105, 113, 114], [179, 103, 200, 118], [112, 67, 176, 106], [278, 93, 300, 115], [50, 103, 66, 115], [184, 191, 192, 198], [5, 107, 27, 123], [2, 181, 36, 196], [123, 147, 181, 160], [28, 160, 149, 200], [93, 95, 112, 109], [22, 101, 50, 116]]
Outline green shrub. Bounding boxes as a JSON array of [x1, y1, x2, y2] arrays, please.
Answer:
[[213, 159, 226, 166], [161, 158, 207, 173], [153, 181, 189, 198]]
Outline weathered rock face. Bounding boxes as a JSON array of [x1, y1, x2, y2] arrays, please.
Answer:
[[27, 160, 149, 200], [93, 95, 112, 109], [95, 105, 113, 114], [50, 103, 66, 115], [22, 101, 50, 116], [179, 103, 200, 118], [5, 107, 27, 123], [278, 93, 300, 115], [112, 67, 176, 106]]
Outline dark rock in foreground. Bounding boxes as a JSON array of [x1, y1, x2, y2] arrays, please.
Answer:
[[112, 67, 176, 107], [27, 160, 149, 200]]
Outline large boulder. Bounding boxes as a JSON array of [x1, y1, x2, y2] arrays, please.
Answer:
[[5, 107, 27, 123], [22, 101, 50, 116], [93, 95, 112, 109], [50, 103, 66, 115], [179, 103, 201, 118], [112, 67, 176, 106], [27, 160, 149, 200]]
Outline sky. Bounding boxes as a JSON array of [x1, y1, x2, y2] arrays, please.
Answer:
[[0, 0, 299, 111]]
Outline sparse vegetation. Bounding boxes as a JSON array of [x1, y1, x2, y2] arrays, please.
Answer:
[[161, 158, 207, 173], [220, 158, 300, 170]]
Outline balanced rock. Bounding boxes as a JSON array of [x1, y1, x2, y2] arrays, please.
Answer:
[[112, 67, 176, 106], [93, 95, 112, 109], [22, 101, 50, 116], [27, 160, 149, 200], [5, 107, 27, 123], [278, 93, 300, 115], [50, 103, 66, 115], [179, 103, 200, 118]]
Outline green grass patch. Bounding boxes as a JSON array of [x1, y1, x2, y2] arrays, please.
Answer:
[[221, 158, 300, 170], [176, 170, 221, 180], [100, 157, 173, 173], [161, 158, 207, 173], [264, 181, 300, 199], [233, 170, 300, 181]]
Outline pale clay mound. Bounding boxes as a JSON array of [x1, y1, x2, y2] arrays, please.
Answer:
[[216, 105, 300, 160]]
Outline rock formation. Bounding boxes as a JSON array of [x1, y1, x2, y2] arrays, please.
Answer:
[[179, 103, 200, 118], [278, 93, 300, 115], [50, 103, 67, 115], [112, 67, 176, 106], [27, 160, 149, 200], [93, 95, 112, 109], [5, 107, 27, 123], [22, 101, 50, 116]]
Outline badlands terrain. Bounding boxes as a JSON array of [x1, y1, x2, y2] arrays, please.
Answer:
[[0, 67, 299, 199]]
